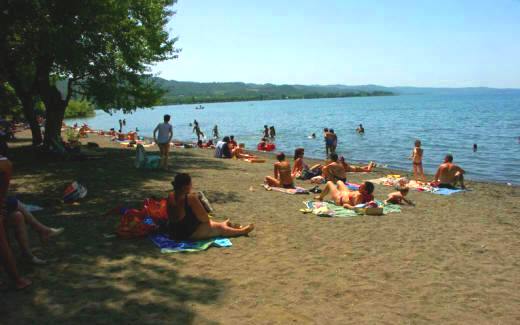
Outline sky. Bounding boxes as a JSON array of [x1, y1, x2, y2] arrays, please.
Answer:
[[151, 0, 520, 88]]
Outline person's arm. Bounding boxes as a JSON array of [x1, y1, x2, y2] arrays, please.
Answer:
[[433, 167, 441, 182], [456, 165, 465, 174], [402, 197, 414, 206], [167, 125, 173, 142], [274, 163, 280, 179], [322, 164, 330, 179], [188, 195, 210, 223], [153, 125, 159, 142]]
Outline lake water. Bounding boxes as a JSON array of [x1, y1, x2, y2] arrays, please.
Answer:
[[68, 93, 520, 184]]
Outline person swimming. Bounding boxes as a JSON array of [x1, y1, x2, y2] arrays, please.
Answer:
[[356, 124, 365, 134], [264, 152, 295, 189]]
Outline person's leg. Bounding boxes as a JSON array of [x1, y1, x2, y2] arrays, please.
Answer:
[[418, 164, 425, 182], [7, 212, 46, 264], [17, 203, 63, 244], [264, 176, 281, 187], [0, 218, 31, 289], [412, 164, 418, 181], [163, 144, 170, 170], [336, 180, 348, 192], [455, 172, 466, 189], [316, 181, 339, 201], [190, 220, 254, 240]]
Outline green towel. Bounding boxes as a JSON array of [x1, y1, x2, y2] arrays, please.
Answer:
[[303, 200, 401, 218]]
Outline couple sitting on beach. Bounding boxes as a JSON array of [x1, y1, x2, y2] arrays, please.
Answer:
[[214, 136, 255, 159]]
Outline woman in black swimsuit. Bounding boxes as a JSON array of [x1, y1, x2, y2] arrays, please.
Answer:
[[167, 173, 255, 240]]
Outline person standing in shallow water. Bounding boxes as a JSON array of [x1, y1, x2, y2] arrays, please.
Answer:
[[213, 125, 219, 139], [269, 126, 276, 138], [263, 125, 269, 138], [153, 114, 173, 170]]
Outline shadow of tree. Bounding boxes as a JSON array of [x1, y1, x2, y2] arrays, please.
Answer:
[[1, 143, 230, 323]]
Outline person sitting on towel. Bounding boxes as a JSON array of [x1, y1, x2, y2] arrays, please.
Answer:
[[166, 173, 254, 240], [433, 154, 466, 189], [322, 153, 347, 183], [264, 152, 295, 189]]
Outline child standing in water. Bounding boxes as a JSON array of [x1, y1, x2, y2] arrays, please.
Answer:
[[410, 139, 425, 182]]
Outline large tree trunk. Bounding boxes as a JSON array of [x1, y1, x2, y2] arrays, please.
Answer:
[[37, 61, 68, 148], [41, 91, 66, 148], [18, 94, 43, 146]]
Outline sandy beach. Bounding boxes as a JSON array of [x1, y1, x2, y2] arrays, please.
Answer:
[[2, 131, 520, 324]]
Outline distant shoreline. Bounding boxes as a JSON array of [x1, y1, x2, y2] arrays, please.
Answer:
[[158, 92, 395, 106]]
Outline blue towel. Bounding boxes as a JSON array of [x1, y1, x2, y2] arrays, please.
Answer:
[[432, 188, 465, 195], [150, 233, 232, 253]]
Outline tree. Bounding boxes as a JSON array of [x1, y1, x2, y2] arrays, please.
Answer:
[[1, 0, 178, 147], [0, 1, 44, 145]]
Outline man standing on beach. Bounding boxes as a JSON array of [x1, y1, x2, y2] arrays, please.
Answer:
[[153, 114, 173, 170], [433, 154, 466, 189]]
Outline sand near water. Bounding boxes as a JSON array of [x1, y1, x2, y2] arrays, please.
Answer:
[[2, 132, 520, 324]]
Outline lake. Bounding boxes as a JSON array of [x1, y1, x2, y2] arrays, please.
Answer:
[[68, 93, 520, 184]]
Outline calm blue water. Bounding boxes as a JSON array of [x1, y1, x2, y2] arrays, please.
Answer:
[[69, 93, 520, 184]]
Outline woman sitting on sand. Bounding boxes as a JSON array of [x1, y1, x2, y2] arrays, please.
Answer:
[[292, 148, 322, 179], [167, 173, 254, 240], [316, 181, 375, 210], [264, 152, 295, 188]]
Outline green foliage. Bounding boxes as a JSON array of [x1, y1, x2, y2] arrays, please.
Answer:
[[0, 83, 23, 118], [64, 100, 95, 118], [64, 128, 81, 143], [154, 79, 394, 105]]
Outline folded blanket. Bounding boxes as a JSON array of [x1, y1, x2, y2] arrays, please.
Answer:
[[303, 200, 401, 218], [150, 234, 232, 253]]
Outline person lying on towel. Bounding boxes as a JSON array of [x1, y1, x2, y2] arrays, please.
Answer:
[[315, 181, 375, 210]]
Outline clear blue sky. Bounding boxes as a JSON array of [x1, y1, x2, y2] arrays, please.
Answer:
[[152, 0, 520, 88]]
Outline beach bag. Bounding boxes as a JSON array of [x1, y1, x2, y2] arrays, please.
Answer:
[[116, 209, 156, 239], [63, 181, 87, 203], [143, 198, 168, 222]]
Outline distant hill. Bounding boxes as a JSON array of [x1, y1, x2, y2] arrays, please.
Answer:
[[56, 78, 520, 106], [153, 78, 393, 104]]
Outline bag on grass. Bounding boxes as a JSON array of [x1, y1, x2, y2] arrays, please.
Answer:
[[63, 181, 87, 203], [116, 209, 157, 239]]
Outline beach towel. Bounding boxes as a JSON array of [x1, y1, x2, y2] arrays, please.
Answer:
[[149, 233, 232, 253], [267, 186, 309, 194], [431, 187, 465, 195], [302, 200, 401, 218]]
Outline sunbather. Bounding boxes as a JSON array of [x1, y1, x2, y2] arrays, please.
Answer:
[[322, 153, 347, 183], [433, 154, 466, 189], [292, 148, 322, 179], [166, 173, 254, 240], [3, 200, 64, 264], [339, 155, 376, 172], [316, 181, 375, 210], [1, 157, 64, 264], [264, 152, 295, 188]]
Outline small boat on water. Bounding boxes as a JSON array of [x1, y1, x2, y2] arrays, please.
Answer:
[[195, 105, 205, 110]]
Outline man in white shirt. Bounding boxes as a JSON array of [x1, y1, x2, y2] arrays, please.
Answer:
[[153, 114, 173, 170]]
